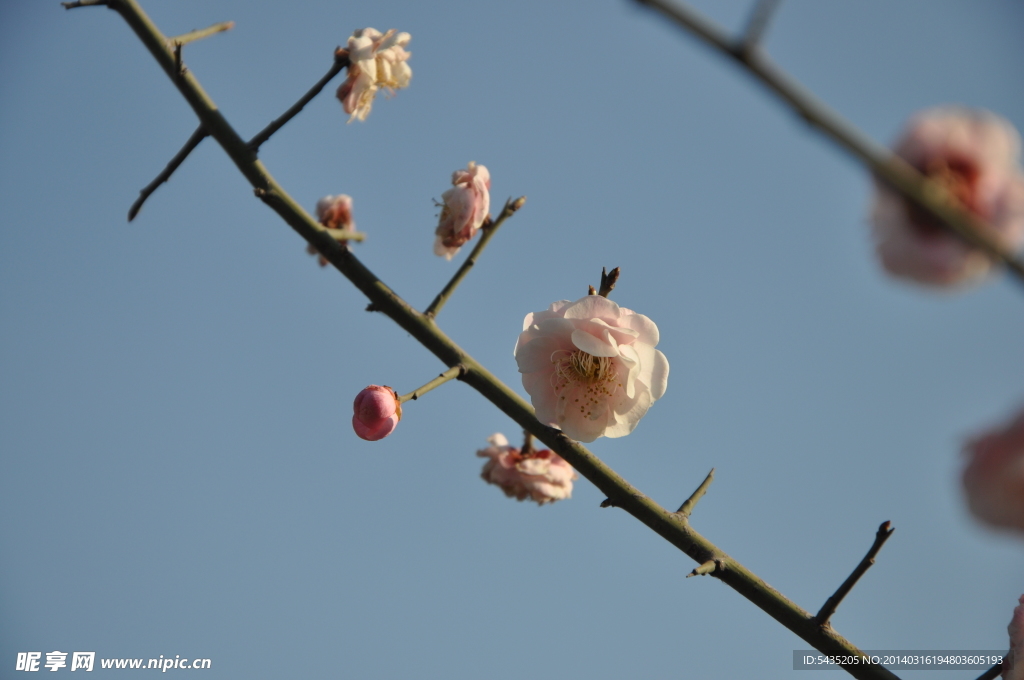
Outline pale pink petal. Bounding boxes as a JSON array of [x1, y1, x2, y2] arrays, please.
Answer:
[[571, 328, 618, 358], [522, 370, 559, 425], [515, 336, 568, 374], [562, 295, 622, 321]]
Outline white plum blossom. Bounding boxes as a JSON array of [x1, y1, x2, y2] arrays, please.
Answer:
[[336, 28, 412, 122], [476, 433, 577, 505], [514, 296, 669, 443], [433, 162, 490, 260], [870, 107, 1024, 286]]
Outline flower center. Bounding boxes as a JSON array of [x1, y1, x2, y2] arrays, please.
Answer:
[[906, 155, 983, 240], [556, 350, 614, 385]]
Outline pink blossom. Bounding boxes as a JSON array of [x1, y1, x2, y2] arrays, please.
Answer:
[[307, 194, 355, 266], [336, 28, 412, 123], [870, 107, 1024, 286], [477, 433, 577, 505], [1006, 596, 1024, 680], [433, 162, 490, 260], [962, 406, 1024, 532], [352, 385, 402, 441], [514, 296, 669, 443]]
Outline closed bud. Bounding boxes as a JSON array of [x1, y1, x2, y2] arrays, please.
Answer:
[[352, 385, 402, 441]]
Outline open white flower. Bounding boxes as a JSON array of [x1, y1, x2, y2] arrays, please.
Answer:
[[336, 28, 412, 122], [514, 296, 669, 443]]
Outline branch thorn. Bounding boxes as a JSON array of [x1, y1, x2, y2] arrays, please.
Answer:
[[676, 468, 715, 518]]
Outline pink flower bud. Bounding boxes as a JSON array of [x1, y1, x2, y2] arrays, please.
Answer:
[[962, 406, 1024, 533], [433, 162, 490, 260], [870, 107, 1024, 286], [1006, 596, 1024, 680], [307, 194, 355, 266], [476, 433, 577, 505], [352, 385, 402, 441]]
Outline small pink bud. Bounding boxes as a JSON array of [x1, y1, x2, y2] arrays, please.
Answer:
[[352, 385, 402, 441], [307, 194, 356, 266]]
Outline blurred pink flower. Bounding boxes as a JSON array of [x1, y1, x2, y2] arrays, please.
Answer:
[[477, 433, 577, 505], [336, 28, 412, 123], [307, 194, 355, 266], [962, 406, 1024, 532], [433, 162, 490, 260], [870, 107, 1024, 286], [352, 385, 402, 441], [1006, 595, 1024, 680], [514, 296, 669, 443]]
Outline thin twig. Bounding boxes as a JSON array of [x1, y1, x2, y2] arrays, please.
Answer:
[[815, 521, 894, 625], [167, 20, 234, 47], [676, 468, 715, 518], [739, 0, 783, 52], [87, 4, 903, 677], [634, 0, 1024, 289], [424, 196, 527, 318], [597, 266, 621, 298], [975, 660, 1005, 680], [60, 0, 107, 8], [248, 53, 351, 151], [397, 365, 464, 403], [128, 125, 208, 221]]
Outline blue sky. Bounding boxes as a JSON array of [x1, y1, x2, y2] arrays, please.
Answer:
[[2, 1, 1023, 678]]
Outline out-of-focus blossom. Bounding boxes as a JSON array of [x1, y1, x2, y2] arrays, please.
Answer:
[[477, 433, 577, 505], [433, 162, 490, 260], [352, 385, 401, 441], [1006, 596, 1024, 680], [514, 296, 669, 443], [870, 107, 1024, 286], [336, 28, 412, 122], [307, 194, 355, 266], [962, 406, 1024, 532]]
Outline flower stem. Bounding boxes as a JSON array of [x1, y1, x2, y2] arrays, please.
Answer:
[[248, 52, 351, 152], [634, 0, 1024, 289], [520, 430, 536, 455], [423, 196, 526, 318], [397, 365, 463, 404]]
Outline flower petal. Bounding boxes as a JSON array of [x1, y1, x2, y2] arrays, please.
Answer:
[[562, 295, 621, 321]]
